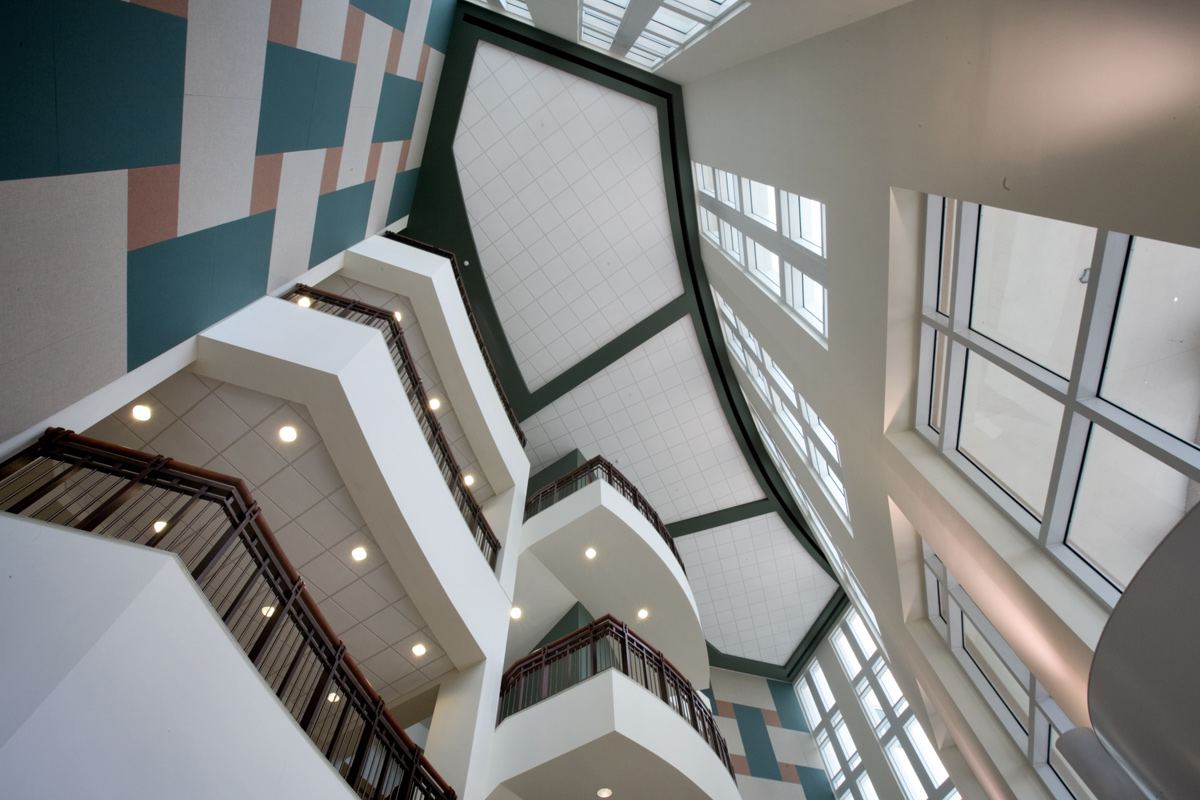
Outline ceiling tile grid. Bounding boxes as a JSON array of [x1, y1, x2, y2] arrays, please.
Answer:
[[454, 41, 684, 391], [675, 512, 839, 665], [85, 370, 450, 705], [315, 273, 494, 505], [521, 317, 764, 522]]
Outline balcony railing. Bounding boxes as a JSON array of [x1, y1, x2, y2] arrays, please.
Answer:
[[524, 456, 683, 572], [285, 284, 500, 569], [497, 615, 733, 777], [0, 428, 456, 800], [381, 231, 527, 448]]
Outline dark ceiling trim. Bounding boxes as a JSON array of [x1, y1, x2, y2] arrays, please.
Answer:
[[667, 498, 774, 538]]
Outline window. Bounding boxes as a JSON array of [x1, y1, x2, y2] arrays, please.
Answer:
[[916, 195, 1200, 605], [578, 0, 745, 70], [923, 547, 1097, 800], [693, 163, 829, 341]]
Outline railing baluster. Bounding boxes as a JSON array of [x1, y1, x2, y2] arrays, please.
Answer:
[[250, 579, 304, 666], [191, 502, 260, 584]]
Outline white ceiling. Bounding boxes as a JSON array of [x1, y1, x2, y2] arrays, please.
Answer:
[[87, 370, 453, 706], [455, 41, 684, 391], [521, 316, 764, 522], [675, 512, 839, 664]]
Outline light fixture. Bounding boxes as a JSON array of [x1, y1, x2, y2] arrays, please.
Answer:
[[597, 790, 613, 798], [351, 546, 367, 561], [297, 296, 312, 308], [279, 426, 297, 443], [429, 398, 441, 411], [327, 691, 340, 703], [585, 547, 597, 559], [153, 520, 168, 534], [394, 310, 403, 321], [131, 404, 152, 421], [510, 607, 522, 620], [412, 643, 427, 657], [463, 474, 475, 486], [261, 606, 275, 618], [637, 609, 649, 620]]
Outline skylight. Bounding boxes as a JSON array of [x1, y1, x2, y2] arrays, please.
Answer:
[[578, 0, 746, 71]]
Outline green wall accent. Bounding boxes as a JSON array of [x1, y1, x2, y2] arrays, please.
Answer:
[[768, 679, 809, 732], [257, 43, 356, 155], [372, 73, 424, 142], [127, 210, 275, 369], [388, 168, 422, 225], [423, 0, 458, 49], [733, 704, 781, 780], [797, 766, 836, 800], [350, 0, 412, 31], [528, 449, 587, 497], [533, 602, 594, 651], [667, 499, 775, 539], [310, 181, 376, 267]]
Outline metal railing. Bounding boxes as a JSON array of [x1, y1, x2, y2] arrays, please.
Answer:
[[524, 456, 684, 572], [0, 428, 456, 800], [285, 284, 500, 569], [381, 231, 527, 448], [497, 615, 733, 777]]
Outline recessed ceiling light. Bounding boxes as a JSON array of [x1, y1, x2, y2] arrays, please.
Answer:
[[585, 547, 597, 559], [463, 474, 475, 486], [394, 310, 403, 321], [297, 296, 312, 308], [412, 643, 427, 656], [597, 790, 613, 798], [153, 520, 168, 534], [261, 606, 275, 618], [429, 398, 441, 411], [327, 691, 340, 702], [510, 607, 522, 620], [279, 426, 297, 442], [637, 609, 649, 620], [131, 404, 152, 421], [351, 546, 367, 561]]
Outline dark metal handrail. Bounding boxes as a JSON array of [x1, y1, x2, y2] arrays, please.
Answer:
[[381, 231, 527, 448], [497, 615, 733, 777], [524, 456, 684, 572], [0, 429, 457, 800], [285, 284, 500, 569]]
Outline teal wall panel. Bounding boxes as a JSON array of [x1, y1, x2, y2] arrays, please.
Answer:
[[424, 0, 457, 50], [351, 0, 411, 31], [310, 182, 375, 267], [768, 679, 810, 732], [127, 211, 275, 369], [0, 5, 58, 180], [55, 0, 186, 175], [258, 44, 356, 155], [733, 704, 781, 781], [388, 168, 421, 224], [797, 765, 836, 800], [372, 74, 423, 142]]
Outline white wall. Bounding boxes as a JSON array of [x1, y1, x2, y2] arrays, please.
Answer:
[[0, 515, 358, 800]]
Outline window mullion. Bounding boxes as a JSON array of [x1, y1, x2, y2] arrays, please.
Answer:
[[939, 341, 967, 455], [1039, 411, 1090, 546], [946, 201, 978, 332], [922, 194, 946, 313], [1069, 231, 1130, 402]]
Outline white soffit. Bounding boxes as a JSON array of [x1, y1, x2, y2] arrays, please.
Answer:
[[522, 316, 764, 523], [675, 512, 838, 665], [454, 41, 684, 391]]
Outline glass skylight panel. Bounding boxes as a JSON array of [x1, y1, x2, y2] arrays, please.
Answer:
[[648, 5, 701, 42], [665, 0, 730, 22], [503, 0, 532, 20], [797, 271, 827, 328], [783, 190, 826, 256], [743, 178, 778, 228], [746, 237, 781, 290]]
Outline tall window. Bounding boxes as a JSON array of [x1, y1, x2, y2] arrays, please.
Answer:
[[695, 162, 830, 341], [715, 289, 849, 519], [916, 195, 1200, 606], [923, 547, 1097, 800]]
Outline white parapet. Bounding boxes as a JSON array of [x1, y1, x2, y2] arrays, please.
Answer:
[[0, 516, 358, 800], [488, 669, 741, 800], [518, 480, 708, 686]]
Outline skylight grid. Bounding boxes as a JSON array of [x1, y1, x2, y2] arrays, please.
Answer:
[[693, 162, 830, 342], [503, 0, 532, 21], [577, 0, 745, 71]]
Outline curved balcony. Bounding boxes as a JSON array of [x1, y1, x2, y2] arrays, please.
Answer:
[[0, 429, 457, 800], [284, 284, 499, 569], [515, 458, 707, 685], [489, 617, 739, 800]]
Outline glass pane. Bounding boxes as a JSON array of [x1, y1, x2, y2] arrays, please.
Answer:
[[799, 681, 822, 728], [811, 664, 835, 711], [876, 664, 906, 713], [858, 684, 888, 731], [1101, 236, 1200, 445], [971, 207, 1095, 377], [848, 612, 878, 657], [750, 239, 781, 290], [802, 274, 826, 325], [904, 718, 949, 786], [1067, 424, 1200, 589], [930, 330, 949, 432], [885, 739, 928, 800], [819, 734, 845, 787], [962, 614, 1029, 732], [698, 164, 715, 194], [744, 179, 777, 227], [832, 630, 862, 677], [801, 196, 824, 254], [959, 354, 1065, 517], [834, 718, 860, 766], [858, 774, 881, 800]]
